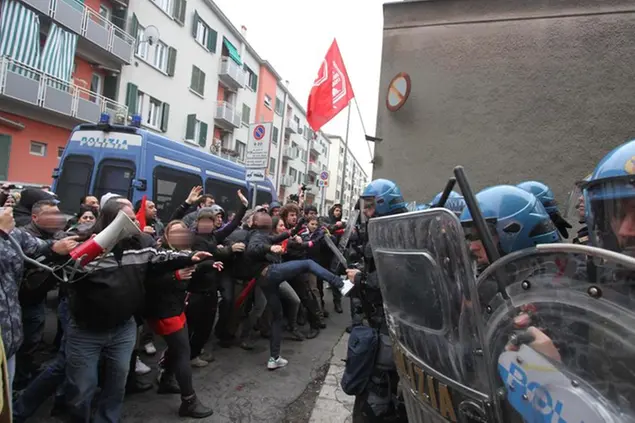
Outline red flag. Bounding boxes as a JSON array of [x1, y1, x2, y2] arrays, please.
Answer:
[[307, 39, 355, 132], [136, 195, 147, 230]]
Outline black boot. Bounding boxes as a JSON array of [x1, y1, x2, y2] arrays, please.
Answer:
[[334, 300, 343, 314], [126, 379, 153, 395], [306, 327, 320, 339], [179, 394, 214, 418], [321, 300, 329, 318], [158, 373, 181, 394], [288, 326, 305, 341]]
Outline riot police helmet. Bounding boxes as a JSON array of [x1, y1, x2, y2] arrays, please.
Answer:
[[460, 185, 560, 258], [360, 179, 406, 217], [517, 181, 557, 214], [584, 139, 635, 254], [430, 190, 466, 215]]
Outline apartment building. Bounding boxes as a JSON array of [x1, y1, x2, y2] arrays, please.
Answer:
[[324, 134, 369, 219], [0, 0, 133, 184]]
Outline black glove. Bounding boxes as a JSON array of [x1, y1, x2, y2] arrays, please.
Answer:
[[550, 212, 572, 239]]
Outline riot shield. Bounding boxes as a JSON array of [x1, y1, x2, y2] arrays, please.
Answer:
[[368, 208, 493, 423], [477, 243, 635, 423]]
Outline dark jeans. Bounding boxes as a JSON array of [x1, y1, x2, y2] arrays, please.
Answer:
[[186, 291, 218, 358], [15, 300, 47, 389], [288, 274, 321, 328], [13, 298, 71, 422], [215, 273, 236, 341], [65, 317, 137, 423], [267, 260, 343, 289], [163, 326, 194, 396], [258, 279, 284, 359]]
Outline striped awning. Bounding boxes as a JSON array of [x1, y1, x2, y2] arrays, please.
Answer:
[[40, 23, 78, 82], [0, 0, 41, 67]]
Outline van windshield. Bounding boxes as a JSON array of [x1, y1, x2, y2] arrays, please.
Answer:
[[56, 155, 94, 215]]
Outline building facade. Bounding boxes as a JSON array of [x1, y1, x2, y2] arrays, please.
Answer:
[[324, 134, 368, 219], [0, 0, 331, 203], [0, 0, 133, 184]]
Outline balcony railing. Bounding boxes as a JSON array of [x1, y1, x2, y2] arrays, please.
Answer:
[[280, 175, 295, 187], [309, 140, 320, 155], [214, 101, 241, 129], [285, 117, 299, 134], [282, 146, 299, 160], [218, 57, 246, 91], [308, 162, 320, 175], [0, 56, 127, 123], [21, 0, 135, 63]]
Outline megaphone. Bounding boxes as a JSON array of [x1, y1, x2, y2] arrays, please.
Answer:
[[70, 211, 141, 266]]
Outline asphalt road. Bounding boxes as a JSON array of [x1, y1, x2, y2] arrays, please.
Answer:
[[27, 295, 350, 423]]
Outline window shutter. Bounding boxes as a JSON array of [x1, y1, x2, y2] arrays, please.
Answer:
[[272, 126, 279, 143], [186, 114, 196, 140], [207, 29, 217, 53], [190, 66, 197, 90], [161, 103, 170, 132], [178, 0, 187, 24], [199, 69, 205, 95], [250, 73, 258, 91], [125, 83, 138, 115], [242, 104, 250, 124], [167, 47, 177, 76], [130, 13, 138, 38], [198, 121, 208, 147], [191, 11, 198, 38]]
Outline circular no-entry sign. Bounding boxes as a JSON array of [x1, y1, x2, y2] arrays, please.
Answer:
[[253, 125, 266, 140], [320, 171, 329, 181], [386, 72, 411, 112]]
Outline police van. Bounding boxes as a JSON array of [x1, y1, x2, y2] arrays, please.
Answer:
[[52, 114, 276, 220]]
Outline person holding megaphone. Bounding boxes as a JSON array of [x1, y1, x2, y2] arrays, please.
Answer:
[[62, 198, 213, 423]]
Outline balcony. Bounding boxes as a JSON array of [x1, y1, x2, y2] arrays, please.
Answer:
[[309, 140, 320, 155], [0, 57, 127, 128], [308, 162, 320, 175], [21, 0, 135, 66], [218, 57, 246, 92], [214, 101, 241, 130], [285, 117, 299, 134], [280, 175, 294, 187], [282, 146, 299, 161]]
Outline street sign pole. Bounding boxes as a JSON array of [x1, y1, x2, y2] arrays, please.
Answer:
[[251, 182, 258, 208]]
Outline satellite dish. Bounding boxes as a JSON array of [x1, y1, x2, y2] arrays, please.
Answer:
[[143, 26, 160, 46]]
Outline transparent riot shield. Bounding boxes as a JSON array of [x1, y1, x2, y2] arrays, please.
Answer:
[[477, 243, 635, 423], [368, 208, 493, 423]]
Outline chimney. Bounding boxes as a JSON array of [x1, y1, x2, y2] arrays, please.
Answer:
[[240, 25, 247, 38]]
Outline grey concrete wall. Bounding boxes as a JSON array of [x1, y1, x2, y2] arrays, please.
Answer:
[[374, 0, 635, 206]]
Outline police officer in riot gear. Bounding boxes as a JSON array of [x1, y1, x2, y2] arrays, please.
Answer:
[[342, 178, 408, 423], [517, 180, 572, 239], [430, 190, 466, 216]]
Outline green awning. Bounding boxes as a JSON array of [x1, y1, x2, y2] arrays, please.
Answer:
[[0, 0, 41, 68], [40, 24, 78, 83], [223, 37, 242, 66]]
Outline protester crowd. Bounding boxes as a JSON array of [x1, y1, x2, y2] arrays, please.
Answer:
[[0, 182, 351, 422]]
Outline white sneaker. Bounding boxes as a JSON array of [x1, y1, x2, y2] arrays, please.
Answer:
[[267, 356, 288, 370], [190, 356, 209, 368], [135, 357, 151, 375], [143, 342, 157, 356]]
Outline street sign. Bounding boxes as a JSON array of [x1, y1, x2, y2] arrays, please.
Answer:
[[386, 72, 411, 112], [319, 171, 329, 181], [246, 168, 266, 182], [246, 122, 273, 169], [317, 179, 325, 187]]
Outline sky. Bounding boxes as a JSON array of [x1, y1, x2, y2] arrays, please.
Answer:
[[213, 0, 386, 178]]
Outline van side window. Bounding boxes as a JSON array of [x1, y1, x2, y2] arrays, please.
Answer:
[[153, 166, 203, 222], [94, 159, 136, 202], [56, 155, 94, 215], [205, 178, 244, 215], [256, 190, 272, 207]]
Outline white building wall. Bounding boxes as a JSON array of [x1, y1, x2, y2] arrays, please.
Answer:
[[269, 85, 285, 188]]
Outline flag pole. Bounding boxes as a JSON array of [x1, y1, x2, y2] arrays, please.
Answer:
[[339, 103, 352, 205], [352, 97, 376, 161]]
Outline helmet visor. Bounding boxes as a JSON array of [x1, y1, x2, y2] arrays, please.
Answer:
[[586, 177, 635, 255]]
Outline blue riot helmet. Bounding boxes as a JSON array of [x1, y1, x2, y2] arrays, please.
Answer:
[[517, 181, 572, 238], [460, 185, 560, 263], [360, 179, 406, 217], [431, 190, 466, 215], [584, 139, 635, 254]]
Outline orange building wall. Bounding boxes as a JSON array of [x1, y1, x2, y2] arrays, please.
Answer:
[[255, 66, 277, 123], [0, 112, 70, 184]]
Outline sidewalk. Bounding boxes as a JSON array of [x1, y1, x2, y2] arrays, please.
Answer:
[[309, 333, 354, 422]]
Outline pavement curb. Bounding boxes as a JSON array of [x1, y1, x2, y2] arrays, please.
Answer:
[[308, 333, 354, 423]]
